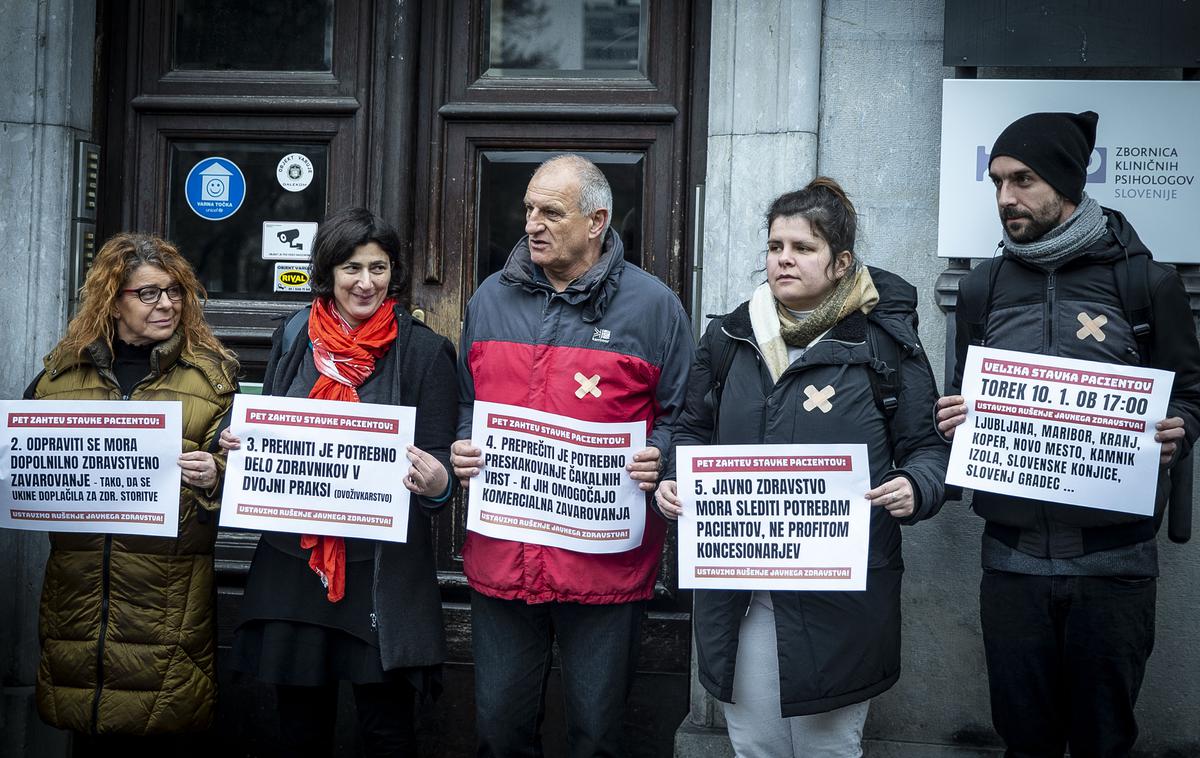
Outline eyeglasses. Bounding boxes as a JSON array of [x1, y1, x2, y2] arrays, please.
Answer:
[[120, 284, 185, 304]]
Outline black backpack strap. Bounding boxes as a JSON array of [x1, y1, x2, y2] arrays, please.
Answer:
[[708, 326, 738, 435], [281, 307, 310, 355], [957, 256, 1004, 347], [866, 324, 901, 419], [1112, 254, 1154, 365]]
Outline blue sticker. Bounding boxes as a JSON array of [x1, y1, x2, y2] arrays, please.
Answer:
[[185, 157, 246, 221]]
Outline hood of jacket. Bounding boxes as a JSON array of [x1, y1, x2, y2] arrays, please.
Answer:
[[498, 228, 627, 323]]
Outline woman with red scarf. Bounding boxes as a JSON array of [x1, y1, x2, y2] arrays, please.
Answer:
[[222, 208, 456, 756]]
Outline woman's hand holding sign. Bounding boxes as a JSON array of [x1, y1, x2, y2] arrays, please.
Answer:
[[866, 476, 915, 519], [654, 480, 682, 520], [179, 451, 218, 489], [405, 445, 449, 497]]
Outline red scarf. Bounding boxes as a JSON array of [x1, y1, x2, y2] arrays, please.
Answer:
[[300, 297, 398, 602]]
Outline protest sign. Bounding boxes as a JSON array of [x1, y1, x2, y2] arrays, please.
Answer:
[[1, 400, 182, 537], [677, 444, 871, 591], [947, 346, 1173, 515], [221, 394, 415, 542], [467, 401, 646, 554]]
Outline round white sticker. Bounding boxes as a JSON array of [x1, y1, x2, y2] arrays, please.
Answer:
[[276, 153, 314, 192]]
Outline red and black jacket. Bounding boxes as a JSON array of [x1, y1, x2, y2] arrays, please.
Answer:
[[457, 230, 694, 603]]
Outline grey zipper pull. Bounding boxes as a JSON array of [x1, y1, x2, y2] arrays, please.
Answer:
[[370, 611, 378, 630]]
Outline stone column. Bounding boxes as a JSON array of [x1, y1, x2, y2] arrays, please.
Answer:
[[676, 2, 823, 754], [0, 1, 96, 755]]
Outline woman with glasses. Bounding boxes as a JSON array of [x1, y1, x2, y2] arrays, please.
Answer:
[[28, 233, 238, 752], [220, 208, 457, 756]]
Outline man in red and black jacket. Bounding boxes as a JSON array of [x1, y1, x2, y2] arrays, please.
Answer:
[[451, 154, 693, 757]]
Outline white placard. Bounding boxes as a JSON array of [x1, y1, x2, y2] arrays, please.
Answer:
[[0, 400, 182, 537], [262, 221, 318, 260], [938, 80, 1200, 262], [677, 444, 871, 591], [467, 401, 646, 554], [220, 394, 414, 542], [947, 346, 1173, 515]]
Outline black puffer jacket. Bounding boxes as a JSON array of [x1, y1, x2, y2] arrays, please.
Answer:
[[952, 209, 1200, 557], [678, 268, 948, 717]]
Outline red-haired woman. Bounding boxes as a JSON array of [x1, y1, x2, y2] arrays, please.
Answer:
[[29, 233, 238, 751]]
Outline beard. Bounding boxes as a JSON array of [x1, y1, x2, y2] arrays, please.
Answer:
[[1000, 196, 1064, 243]]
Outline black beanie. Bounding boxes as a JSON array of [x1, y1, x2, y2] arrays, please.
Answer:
[[989, 111, 1099, 204]]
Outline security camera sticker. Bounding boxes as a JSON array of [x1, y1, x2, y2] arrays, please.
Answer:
[[185, 157, 246, 221], [262, 221, 318, 260], [276, 153, 315, 192], [274, 262, 312, 293]]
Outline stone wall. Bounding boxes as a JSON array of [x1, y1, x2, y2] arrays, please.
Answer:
[[689, 1, 1200, 755], [0, 1, 95, 755]]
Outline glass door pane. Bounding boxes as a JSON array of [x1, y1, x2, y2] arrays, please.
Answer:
[[173, 0, 334, 71], [474, 150, 645, 287], [165, 141, 329, 300], [483, 0, 647, 78]]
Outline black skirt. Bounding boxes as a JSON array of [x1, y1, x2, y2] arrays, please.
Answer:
[[231, 538, 440, 697]]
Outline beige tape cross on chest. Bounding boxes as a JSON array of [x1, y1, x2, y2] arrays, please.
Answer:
[[574, 372, 602, 399], [802, 384, 835, 413], [1076, 312, 1107, 341]]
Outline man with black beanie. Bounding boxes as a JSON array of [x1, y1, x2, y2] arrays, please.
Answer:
[[935, 111, 1200, 756]]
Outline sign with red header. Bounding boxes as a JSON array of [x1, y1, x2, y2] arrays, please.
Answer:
[[1, 400, 182, 537], [947, 346, 1173, 514], [466, 401, 646, 554], [677, 444, 871, 591]]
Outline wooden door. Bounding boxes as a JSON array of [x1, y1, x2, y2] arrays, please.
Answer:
[[96, 0, 708, 754], [97, 1, 418, 753]]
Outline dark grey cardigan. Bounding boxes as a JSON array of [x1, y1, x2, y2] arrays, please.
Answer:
[[252, 304, 457, 670]]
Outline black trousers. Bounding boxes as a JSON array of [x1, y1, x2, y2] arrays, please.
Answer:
[[980, 569, 1156, 758], [72, 731, 209, 757], [470, 591, 645, 758], [275, 681, 417, 757]]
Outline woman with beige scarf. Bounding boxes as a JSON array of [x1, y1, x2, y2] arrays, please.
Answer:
[[658, 178, 949, 757]]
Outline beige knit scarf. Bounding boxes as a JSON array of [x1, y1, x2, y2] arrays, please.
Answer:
[[749, 266, 879, 382]]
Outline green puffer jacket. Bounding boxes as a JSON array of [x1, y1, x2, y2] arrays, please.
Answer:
[[30, 331, 236, 735]]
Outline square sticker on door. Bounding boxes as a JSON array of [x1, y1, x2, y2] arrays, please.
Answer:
[[262, 221, 318, 260], [273, 262, 312, 293]]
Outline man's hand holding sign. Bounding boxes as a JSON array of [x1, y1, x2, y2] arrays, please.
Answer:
[[455, 401, 648, 554], [943, 346, 1175, 515]]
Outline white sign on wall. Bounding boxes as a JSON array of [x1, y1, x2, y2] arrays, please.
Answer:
[[937, 80, 1200, 263]]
